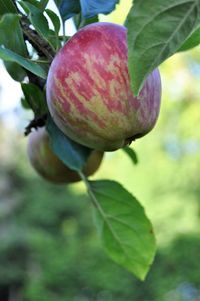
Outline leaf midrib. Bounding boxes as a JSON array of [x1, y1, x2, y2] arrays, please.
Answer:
[[139, 1, 198, 75], [90, 186, 149, 270], [132, 0, 196, 48], [129, 0, 199, 91]]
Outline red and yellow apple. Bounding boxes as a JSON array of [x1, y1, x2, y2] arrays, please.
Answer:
[[46, 22, 161, 151], [27, 127, 104, 184]]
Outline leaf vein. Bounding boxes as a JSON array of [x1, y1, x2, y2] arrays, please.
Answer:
[[144, 2, 198, 73], [132, 0, 197, 48]]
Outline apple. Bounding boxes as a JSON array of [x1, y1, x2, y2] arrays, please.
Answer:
[[46, 22, 161, 151], [27, 127, 104, 184]]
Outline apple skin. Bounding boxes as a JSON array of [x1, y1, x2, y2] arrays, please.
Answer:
[[46, 22, 161, 151], [27, 127, 104, 184]]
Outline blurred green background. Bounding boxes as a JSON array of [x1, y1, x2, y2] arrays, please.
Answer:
[[1, 1, 200, 300]]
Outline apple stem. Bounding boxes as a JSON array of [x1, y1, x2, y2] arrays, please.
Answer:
[[78, 171, 109, 226], [78, 171, 128, 254], [78, 171, 97, 209]]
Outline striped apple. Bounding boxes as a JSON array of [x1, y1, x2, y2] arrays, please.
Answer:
[[46, 22, 161, 151]]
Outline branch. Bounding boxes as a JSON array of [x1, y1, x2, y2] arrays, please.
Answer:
[[12, 0, 55, 60], [24, 113, 47, 136], [26, 69, 46, 89], [21, 16, 55, 61]]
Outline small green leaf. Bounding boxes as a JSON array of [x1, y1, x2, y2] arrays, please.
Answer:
[[21, 83, 47, 115], [0, 13, 27, 81], [80, 0, 119, 19], [4, 61, 27, 82], [21, 0, 40, 8], [122, 146, 138, 165], [0, 0, 17, 16], [90, 180, 156, 280], [55, 0, 119, 21], [21, 2, 49, 38], [0, 46, 47, 78], [21, 97, 31, 109], [45, 8, 60, 34], [73, 13, 99, 29], [31, 11, 49, 38], [54, 0, 81, 21], [73, 13, 81, 29], [80, 15, 99, 28], [45, 8, 61, 50], [0, 14, 27, 56], [178, 26, 200, 51], [46, 117, 92, 172], [126, 0, 200, 95], [38, 0, 49, 11], [53, 0, 62, 8], [21, 0, 49, 11], [19, 1, 58, 51], [46, 29, 60, 50]]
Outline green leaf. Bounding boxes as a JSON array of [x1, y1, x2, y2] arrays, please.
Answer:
[[73, 13, 82, 29], [90, 180, 156, 280], [38, 0, 49, 11], [0, 46, 47, 78], [46, 117, 92, 172], [21, 0, 49, 11], [31, 11, 49, 38], [0, 0, 17, 16], [80, 0, 119, 19], [4, 61, 27, 82], [21, 83, 47, 115], [46, 29, 61, 50], [31, 12, 49, 39], [73, 13, 99, 29], [178, 26, 200, 51], [21, 96, 31, 109], [80, 15, 99, 28], [0, 13, 28, 81], [126, 0, 200, 95], [54, 0, 81, 21], [53, 0, 62, 7], [20, 2, 49, 38], [122, 146, 138, 165], [0, 14, 27, 56], [45, 8, 61, 50], [55, 0, 119, 21], [45, 8, 60, 34], [19, 2, 58, 51]]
